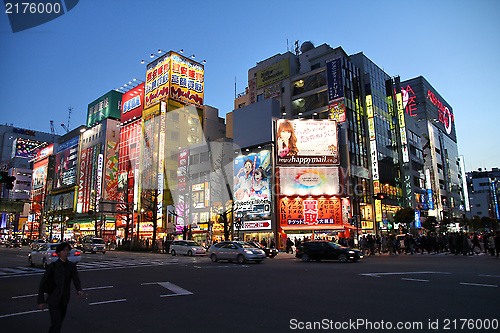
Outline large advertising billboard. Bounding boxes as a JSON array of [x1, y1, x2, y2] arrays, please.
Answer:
[[256, 58, 290, 89], [276, 119, 339, 165], [279, 167, 341, 196], [32, 158, 49, 190], [12, 138, 47, 159], [54, 136, 79, 188], [233, 150, 272, 231], [279, 196, 344, 230], [76, 144, 101, 213], [104, 141, 118, 201], [121, 82, 145, 123], [87, 90, 123, 127], [145, 51, 204, 109]]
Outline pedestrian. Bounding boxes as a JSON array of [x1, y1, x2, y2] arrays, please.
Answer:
[[270, 239, 275, 249], [494, 231, 500, 258], [286, 238, 294, 253], [471, 233, 481, 255], [38, 242, 83, 333]]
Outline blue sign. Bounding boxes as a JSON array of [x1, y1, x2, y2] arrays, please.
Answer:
[[326, 58, 344, 102], [427, 189, 434, 210], [414, 210, 421, 228]]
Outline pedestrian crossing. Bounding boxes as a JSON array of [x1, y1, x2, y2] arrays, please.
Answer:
[[0, 258, 180, 278]]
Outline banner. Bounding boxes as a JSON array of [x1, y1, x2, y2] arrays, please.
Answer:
[[55, 136, 79, 188], [326, 58, 344, 101]]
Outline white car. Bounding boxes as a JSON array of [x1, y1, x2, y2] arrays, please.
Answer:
[[170, 240, 206, 256], [28, 243, 82, 268]]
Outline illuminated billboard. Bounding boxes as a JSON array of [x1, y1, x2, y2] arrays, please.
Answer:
[[76, 144, 101, 213], [12, 138, 47, 159], [87, 90, 123, 127], [233, 149, 272, 231], [145, 51, 204, 109], [121, 82, 145, 123], [256, 58, 290, 89], [279, 196, 345, 230], [32, 158, 48, 190], [279, 167, 341, 196], [276, 119, 339, 165], [54, 136, 79, 188]]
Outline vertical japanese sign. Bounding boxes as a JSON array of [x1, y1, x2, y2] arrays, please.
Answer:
[[96, 154, 103, 212], [366, 95, 379, 194], [104, 141, 118, 201], [396, 92, 409, 163], [157, 102, 166, 226], [326, 58, 344, 101]]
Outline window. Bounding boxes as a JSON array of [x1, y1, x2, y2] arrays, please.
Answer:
[[257, 94, 264, 102], [292, 71, 327, 96], [291, 90, 328, 115], [200, 152, 209, 163]]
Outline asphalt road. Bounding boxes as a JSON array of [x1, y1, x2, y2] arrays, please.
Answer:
[[0, 247, 499, 332]]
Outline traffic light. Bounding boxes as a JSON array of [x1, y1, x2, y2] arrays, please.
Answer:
[[0, 171, 16, 190], [372, 193, 385, 200]]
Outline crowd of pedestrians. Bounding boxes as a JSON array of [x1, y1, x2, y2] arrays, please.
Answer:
[[357, 230, 500, 257]]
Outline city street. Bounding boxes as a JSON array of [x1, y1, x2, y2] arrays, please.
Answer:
[[0, 247, 499, 332]]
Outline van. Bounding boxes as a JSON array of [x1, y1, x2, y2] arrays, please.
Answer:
[[82, 237, 106, 254]]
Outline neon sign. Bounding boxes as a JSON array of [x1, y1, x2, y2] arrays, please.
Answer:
[[427, 90, 454, 135]]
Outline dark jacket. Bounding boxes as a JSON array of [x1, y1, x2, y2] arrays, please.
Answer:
[[38, 259, 82, 306]]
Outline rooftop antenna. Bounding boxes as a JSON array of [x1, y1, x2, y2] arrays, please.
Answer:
[[50, 120, 58, 135], [67, 106, 73, 131], [234, 76, 237, 100]]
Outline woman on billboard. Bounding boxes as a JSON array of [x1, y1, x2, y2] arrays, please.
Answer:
[[277, 120, 299, 157], [234, 158, 254, 199]]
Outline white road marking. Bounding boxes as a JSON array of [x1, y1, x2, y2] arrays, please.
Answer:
[[478, 274, 500, 278], [12, 293, 38, 299], [194, 265, 248, 269], [402, 278, 429, 282], [460, 282, 498, 288], [360, 271, 451, 278], [83, 285, 114, 291], [0, 309, 47, 318], [142, 281, 193, 297], [89, 298, 127, 306]]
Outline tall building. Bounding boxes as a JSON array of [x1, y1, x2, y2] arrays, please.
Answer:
[[466, 168, 500, 220], [234, 42, 370, 244], [401, 76, 464, 224]]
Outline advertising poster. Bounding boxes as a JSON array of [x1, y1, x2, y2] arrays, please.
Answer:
[[329, 98, 346, 123], [55, 136, 79, 188], [32, 158, 48, 190], [233, 150, 272, 231], [104, 141, 119, 201], [279, 167, 341, 196], [279, 196, 343, 230], [145, 54, 171, 108], [276, 119, 339, 165], [76, 144, 100, 213], [326, 58, 344, 101]]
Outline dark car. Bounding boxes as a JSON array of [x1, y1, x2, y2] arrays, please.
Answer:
[[5, 239, 22, 248], [247, 241, 278, 258], [296, 241, 363, 263]]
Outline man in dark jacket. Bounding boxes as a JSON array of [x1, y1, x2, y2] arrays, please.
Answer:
[[38, 242, 83, 333]]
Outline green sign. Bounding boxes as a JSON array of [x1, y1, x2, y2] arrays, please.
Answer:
[[87, 90, 123, 127]]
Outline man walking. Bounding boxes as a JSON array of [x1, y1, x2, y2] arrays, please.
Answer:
[[38, 242, 83, 333]]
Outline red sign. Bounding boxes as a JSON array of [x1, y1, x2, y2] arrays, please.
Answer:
[[121, 83, 144, 123], [243, 221, 270, 229], [279, 196, 345, 230], [427, 90, 454, 135]]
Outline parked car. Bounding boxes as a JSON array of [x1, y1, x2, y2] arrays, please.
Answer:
[[30, 239, 46, 250], [247, 241, 278, 258], [28, 243, 81, 268], [170, 240, 206, 256], [208, 241, 266, 264], [296, 241, 363, 263], [82, 237, 106, 254]]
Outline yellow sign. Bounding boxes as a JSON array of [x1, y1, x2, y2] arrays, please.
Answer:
[[375, 200, 382, 222], [256, 58, 290, 89], [361, 220, 374, 229], [145, 51, 204, 109]]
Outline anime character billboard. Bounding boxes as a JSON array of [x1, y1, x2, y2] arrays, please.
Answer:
[[233, 149, 272, 230]]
